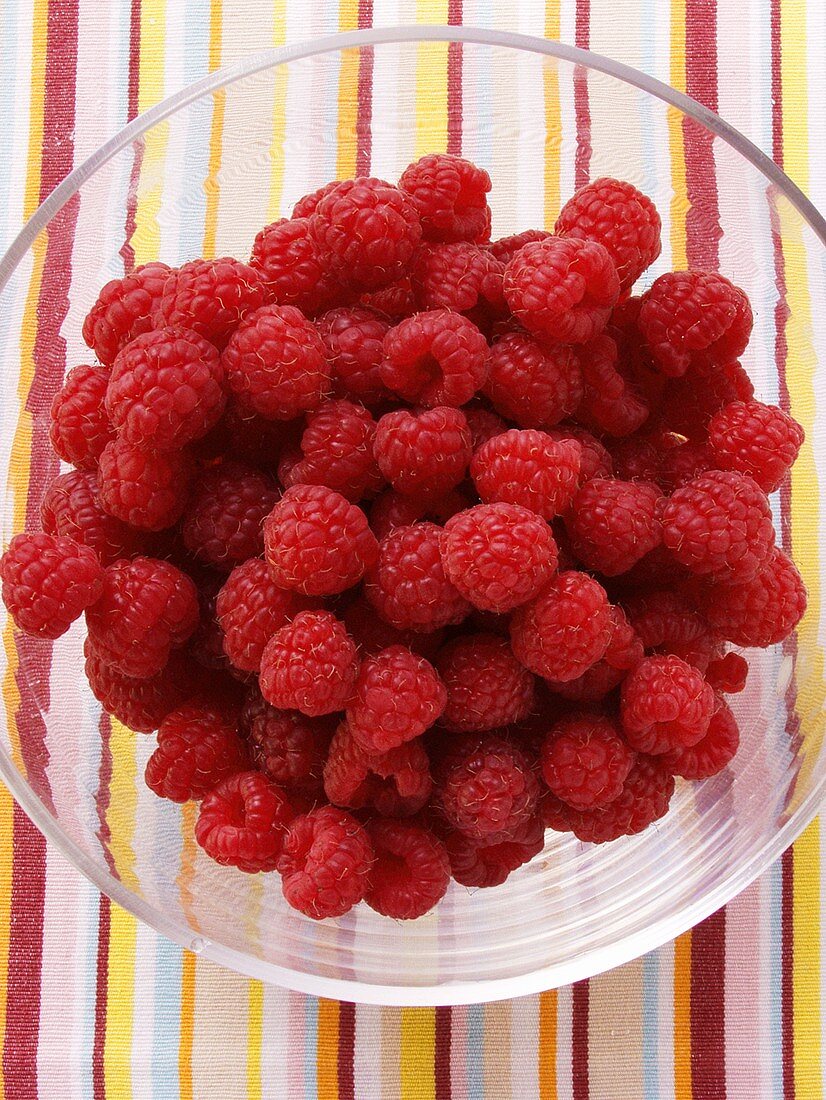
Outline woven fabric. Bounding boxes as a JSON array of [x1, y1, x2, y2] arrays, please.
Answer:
[[1, 0, 825, 1097]]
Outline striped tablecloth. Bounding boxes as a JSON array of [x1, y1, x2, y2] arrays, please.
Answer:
[[1, 1, 825, 1097]]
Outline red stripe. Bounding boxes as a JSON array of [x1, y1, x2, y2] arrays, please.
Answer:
[[446, 0, 463, 156], [95, 711, 119, 879], [781, 847, 795, 1099], [573, 0, 591, 189], [690, 909, 727, 1099], [120, 0, 143, 271], [92, 895, 111, 1100], [684, 0, 720, 269], [770, 0, 784, 167], [337, 1001, 356, 1100], [435, 1006, 452, 1099], [571, 980, 589, 1100], [354, 0, 374, 176]]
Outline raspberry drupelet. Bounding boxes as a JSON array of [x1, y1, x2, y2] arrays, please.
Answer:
[[365, 819, 451, 919], [436, 633, 536, 732], [541, 713, 635, 810], [373, 406, 472, 499], [259, 610, 359, 716], [195, 770, 295, 873], [620, 654, 715, 755], [471, 429, 581, 519], [346, 645, 447, 753], [381, 309, 490, 408], [145, 701, 250, 802], [399, 153, 492, 243], [1, 532, 103, 640], [49, 364, 115, 469], [82, 261, 172, 366], [154, 257, 266, 349], [277, 805, 373, 918]]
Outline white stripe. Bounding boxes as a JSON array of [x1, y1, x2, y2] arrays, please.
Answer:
[[353, 1006, 384, 1099], [510, 995, 541, 1097], [130, 919, 159, 1100], [657, 939, 676, 1097], [555, 984, 574, 1100]]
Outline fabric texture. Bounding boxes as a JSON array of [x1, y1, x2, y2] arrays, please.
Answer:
[[0, 0, 825, 1097]]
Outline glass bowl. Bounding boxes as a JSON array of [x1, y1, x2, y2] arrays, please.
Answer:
[[1, 27, 825, 1006]]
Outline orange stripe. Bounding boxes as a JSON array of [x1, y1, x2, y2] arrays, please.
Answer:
[[179, 951, 197, 1100], [538, 990, 558, 1100], [673, 932, 693, 1099], [317, 999, 340, 1100]]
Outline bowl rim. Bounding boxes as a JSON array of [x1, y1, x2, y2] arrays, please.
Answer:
[[1, 24, 824, 1005]]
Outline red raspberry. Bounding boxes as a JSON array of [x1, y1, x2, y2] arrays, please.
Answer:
[[359, 276, 417, 319], [698, 546, 807, 647], [661, 470, 775, 580], [576, 334, 649, 437], [369, 488, 468, 541], [555, 177, 662, 291], [437, 734, 540, 842], [216, 558, 305, 672], [471, 429, 581, 519], [278, 805, 372, 918], [410, 242, 505, 315], [82, 261, 172, 366], [364, 522, 471, 632], [84, 642, 201, 732], [510, 570, 612, 681], [705, 651, 749, 694], [105, 327, 225, 449], [97, 438, 194, 532], [311, 177, 421, 289], [441, 502, 558, 613], [1, 532, 103, 640], [323, 721, 432, 816], [373, 406, 472, 499], [381, 309, 489, 408], [607, 435, 662, 482], [264, 485, 377, 596], [562, 756, 675, 843], [623, 589, 718, 671], [196, 770, 295, 873], [221, 303, 330, 420], [291, 181, 343, 219], [545, 425, 614, 482], [708, 399, 804, 493], [399, 153, 491, 243], [249, 217, 341, 314], [503, 237, 620, 344], [154, 257, 266, 349], [283, 400, 383, 503], [488, 229, 551, 265], [346, 645, 446, 753], [638, 271, 753, 377], [182, 462, 279, 569], [145, 702, 249, 802], [316, 306, 392, 406], [620, 654, 715, 754], [342, 595, 444, 661], [446, 812, 544, 887], [657, 357, 755, 439], [661, 695, 740, 779], [659, 441, 715, 491], [539, 789, 575, 832], [540, 713, 635, 811], [194, 397, 297, 468], [242, 691, 332, 789], [41, 469, 139, 565], [365, 819, 450, 919], [49, 365, 115, 469], [544, 607, 643, 701], [463, 405, 508, 450], [566, 478, 662, 576], [436, 634, 536, 732], [85, 557, 198, 678], [484, 332, 582, 428], [259, 610, 359, 716]]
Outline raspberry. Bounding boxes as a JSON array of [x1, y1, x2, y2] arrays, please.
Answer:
[[41, 469, 139, 565], [323, 721, 432, 816], [221, 303, 330, 420], [291, 180, 343, 219], [182, 462, 279, 569], [82, 261, 172, 366], [316, 306, 392, 406], [620, 654, 715, 754], [154, 257, 266, 349], [708, 399, 805, 492], [441, 503, 558, 613], [85, 557, 199, 678], [463, 405, 508, 450], [705, 651, 749, 694], [359, 277, 417, 319], [410, 242, 505, 314], [311, 177, 422, 289], [608, 436, 662, 482], [484, 332, 582, 428], [576, 334, 649, 437], [471, 430, 581, 519], [545, 425, 614, 482], [364, 523, 471, 632], [196, 770, 295, 873], [566, 478, 662, 576], [242, 691, 331, 789], [659, 441, 715, 491], [49, 365, 115, 469], [563, 756, 675, 843], [437, 734, 540, 842], [662, 695, 740, 779], [194, 397, 297, 468], [264, 485, 377, 596], [365, 819, 450, 919], [510, 570, 613, 681], [346, 645, 446, 753], [446, 813, 544, 887], [380, 309, 489, 408], [661, 470, 775, 580], [277, 805, 372, 918], [249, 217, 341, 314], [145, 701, 249, 802], [283, 400, 383, 502], [540, 713, 635, 811], [436, 634, 536, 732], [105, 327, 225, 449], [555, 177, 662, 291], [488, 229, 551, 265], [658, 357, 755, 439], [373, 406, 472, 499], [84, 642, 201, 732], [399, 153, 491, 243], [542, 606, 641, 703], [342, 595, 444, 661], [623, 589, 718, 671], [0, 532, 103, 640], [698, 546, 807, 647], [97, 438, 194, 532], [369, 488, 468, 541], [503, 237, 620, 344], [215, 558, 305, 672], [259, 610, 359, 716], [638, 271, 753, 377]]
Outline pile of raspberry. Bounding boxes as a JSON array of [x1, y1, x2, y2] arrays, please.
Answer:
[[2, 159, 807, 922]]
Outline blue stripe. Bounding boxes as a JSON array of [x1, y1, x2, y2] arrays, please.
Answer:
[[466, 1003, 485, 1099], [304, 996, 319, 1100], [152, 935, 184, 1100], [641, 949, 661, 1100]]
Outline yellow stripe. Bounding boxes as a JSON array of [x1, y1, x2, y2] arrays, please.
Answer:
[[673, 932, 692, 1100], [543, 1, 561, 230], [414, 0, 449, 159], [105, 719, 139, 888], [246, 981, 264, 1100], [793, 822, 822, 1095], [317, 998, 340, 1100], [538, 990, 558, 1100], [132, 0, 168, 265], [667, 0, 688, 270], [202, 0, 225, 259], [400, 1008, 435, 1100], [266, 0, 288, 222], [103, 903, 137, 1100], [335, 0, 360, 181], [179, 951, 197, 1100], [0, 787, 13, 1098]]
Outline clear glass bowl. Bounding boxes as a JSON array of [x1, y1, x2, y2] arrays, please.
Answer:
[[1, 27, 825, 1006]]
